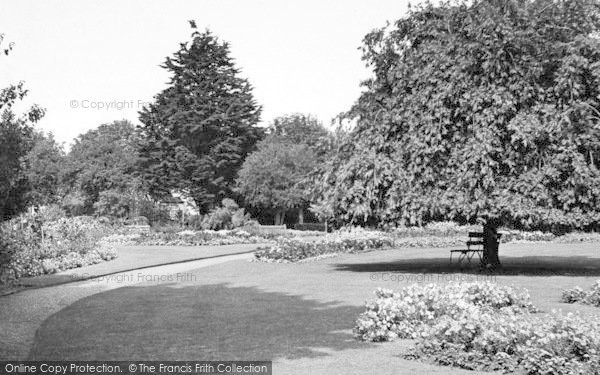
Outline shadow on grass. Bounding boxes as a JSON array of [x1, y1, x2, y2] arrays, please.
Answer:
[[334, 256, 600, 276], [28, 283, 369, 360]]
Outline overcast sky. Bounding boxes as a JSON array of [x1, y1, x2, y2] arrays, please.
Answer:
[[1, 0, 411, 147]]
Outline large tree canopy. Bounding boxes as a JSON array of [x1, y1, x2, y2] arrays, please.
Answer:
[[138, 25, 263, 213], [316, 0, 600, 267]]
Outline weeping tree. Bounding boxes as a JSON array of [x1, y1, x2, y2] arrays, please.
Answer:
[[316, 0, 600, 269]]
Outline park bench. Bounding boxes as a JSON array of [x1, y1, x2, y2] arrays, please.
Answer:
[[450, 232, 485, 266]]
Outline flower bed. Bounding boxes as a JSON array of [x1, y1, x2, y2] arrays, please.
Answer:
[[355, 283, 600, 374], [0, 216, 117, 283], [102, 229, 267, 246], [392, 235, 465, 248], [561, 280, 600, 307], [253, 229, 394, 262], [390, 222, 480, 237], [355, 283, 536, 342], [389, 222, 600, 246], [553, 232, 600, 243]]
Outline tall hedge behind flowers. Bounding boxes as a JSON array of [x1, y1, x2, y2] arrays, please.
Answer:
[[254, 229, 395, 262], [0, 216, 117, 284], [355, 282, 600, 374]]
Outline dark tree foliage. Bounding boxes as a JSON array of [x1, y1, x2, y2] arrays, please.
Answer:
[[317, 0, 600, 267], [63, 120, 141, 215], [138, 25, 263, 213], [0, 34, 45, 220], [24, 131, 65, 206]]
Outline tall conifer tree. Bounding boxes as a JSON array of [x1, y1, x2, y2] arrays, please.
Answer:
[[138, 24, 262, 212]]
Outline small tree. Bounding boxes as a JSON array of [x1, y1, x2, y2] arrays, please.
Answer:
[[237, 140, 317, 224], [237, 114, 330, 224]]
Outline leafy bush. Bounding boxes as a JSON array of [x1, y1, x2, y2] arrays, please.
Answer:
[[130, 216, 149, 225], [93, 189, 130, 218], [355, 283, 600, 374], [254, 229, 394, 262], [37, 204, 67, 223], [0, 223, 40, 284], [416, 310, 600, 374], [42, 216, 111, 253], [201, 198, 252, 230], [184, 214, 203, 229], [561, 281, 600, 307], [136, 199, 171, 224]]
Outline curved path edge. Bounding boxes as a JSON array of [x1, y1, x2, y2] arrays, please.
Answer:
[[1, 244, 267, 297]]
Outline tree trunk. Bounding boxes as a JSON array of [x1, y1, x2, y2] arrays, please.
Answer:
[[274, 210, 285, 225], [298, 208, 304, 224], [482, 222, 501, 271]]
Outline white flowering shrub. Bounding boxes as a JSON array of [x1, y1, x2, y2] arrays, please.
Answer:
[[561, 280, 600, 307], [355, 283, 600, 374], [355, 283, 536, 342], [421, 311, 600, 374], [253, 230, 394, 262]]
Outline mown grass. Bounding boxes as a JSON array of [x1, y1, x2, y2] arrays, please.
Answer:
[[26, 242, 600, 373]]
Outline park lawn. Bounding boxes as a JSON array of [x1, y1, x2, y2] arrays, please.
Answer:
[[26, 242, 600, 374]]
